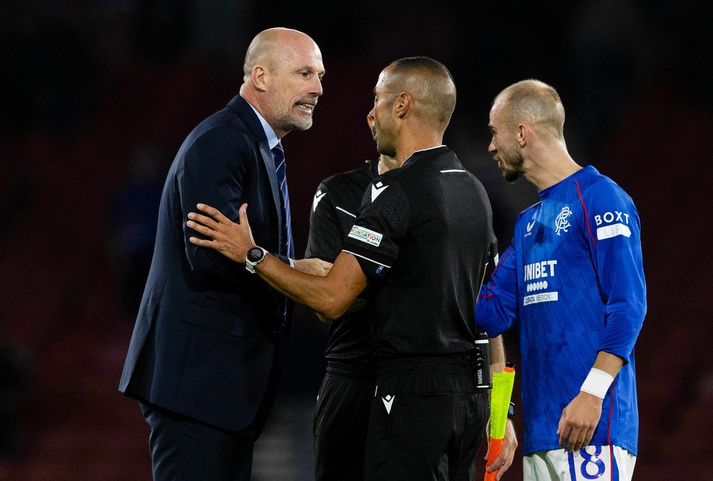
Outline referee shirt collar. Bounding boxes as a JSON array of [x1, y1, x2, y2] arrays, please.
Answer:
[[402, 144, 447, 167]]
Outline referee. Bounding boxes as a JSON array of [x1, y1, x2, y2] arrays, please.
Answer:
[[187, 56, 500, 480], [306, 138, 398, 479]]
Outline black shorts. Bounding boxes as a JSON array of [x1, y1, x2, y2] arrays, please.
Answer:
[[314, 361, 376, 481], [364, 357, 488, 481]]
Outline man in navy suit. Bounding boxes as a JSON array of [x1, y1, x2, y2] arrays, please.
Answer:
[[119, 27, 327, 481]]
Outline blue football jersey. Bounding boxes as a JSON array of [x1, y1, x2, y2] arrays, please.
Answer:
[[476, 166, 646, 456]]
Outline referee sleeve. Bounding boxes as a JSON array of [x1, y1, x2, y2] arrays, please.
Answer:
[[342, 179, 409, 280]]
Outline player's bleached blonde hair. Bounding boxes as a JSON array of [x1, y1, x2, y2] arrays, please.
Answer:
[[494, 79, 565, 139]]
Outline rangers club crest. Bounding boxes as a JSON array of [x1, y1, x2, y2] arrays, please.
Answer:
[[554, 206, 572, 236]]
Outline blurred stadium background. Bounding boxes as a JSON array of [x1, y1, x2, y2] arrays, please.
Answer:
[[0, 0, 711, 479]]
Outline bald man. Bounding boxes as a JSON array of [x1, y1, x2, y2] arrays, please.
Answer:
[[187, 56, 504, 481], [477, 80, 645, 481], [118, 28, 326, 481]]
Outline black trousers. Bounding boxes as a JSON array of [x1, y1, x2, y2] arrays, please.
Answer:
[[140, 401, 255, 481], [313, 361, 376, 481], [364, 358, 489, 481]]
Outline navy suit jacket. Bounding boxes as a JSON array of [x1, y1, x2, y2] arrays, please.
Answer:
[[119, 96, 293, 432]]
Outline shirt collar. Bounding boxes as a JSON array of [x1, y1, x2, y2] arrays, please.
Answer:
[[538, 165, 597, 198], [402, 144, 447, 167], [245, 99, 280, 150], [413, 144, 446, 154]]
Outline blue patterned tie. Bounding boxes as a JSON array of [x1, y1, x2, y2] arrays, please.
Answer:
[[272, 143, 294, 259]]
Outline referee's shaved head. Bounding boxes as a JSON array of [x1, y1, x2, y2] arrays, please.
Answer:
[[382, 56, 457, 129], [494, 79, 565, 139]]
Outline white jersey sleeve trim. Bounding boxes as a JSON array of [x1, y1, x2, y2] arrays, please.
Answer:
[[342, 249, 392, 269], [596, 223, 631, 240], [335, 206, 357, 218]]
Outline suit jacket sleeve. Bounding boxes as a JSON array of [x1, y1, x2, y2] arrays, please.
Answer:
[[178, 125, 250, 277]]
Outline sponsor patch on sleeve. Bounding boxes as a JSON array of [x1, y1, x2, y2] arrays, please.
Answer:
[[596, 223, 631, 240], [348, 225, 383, 247]]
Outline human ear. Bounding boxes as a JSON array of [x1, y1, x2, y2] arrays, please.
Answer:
[[394, 93, 411, 119], [517, 124, 528, 148], [252, 65, 268, 92]]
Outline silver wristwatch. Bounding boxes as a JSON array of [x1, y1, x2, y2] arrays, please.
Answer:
[[245, 246, 268, 274]]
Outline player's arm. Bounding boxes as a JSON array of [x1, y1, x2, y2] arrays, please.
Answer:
[[187, 203, 366, 319], [476, 242, 519, 337], [557, 351, 623, 451], [558, 185, 646, 451], [591, 195, 646, 365]]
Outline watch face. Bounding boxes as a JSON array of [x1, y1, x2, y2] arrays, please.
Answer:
[[247, 247, 264, 263]]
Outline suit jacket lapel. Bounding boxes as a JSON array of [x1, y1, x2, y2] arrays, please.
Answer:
[[258, 142, 283, 234], [228, 96, 284, 238]]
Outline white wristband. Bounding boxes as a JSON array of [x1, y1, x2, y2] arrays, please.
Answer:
[[580, 368, 614, 399]]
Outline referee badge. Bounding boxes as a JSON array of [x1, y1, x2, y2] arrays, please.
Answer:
[[348, 225, 383, 247]]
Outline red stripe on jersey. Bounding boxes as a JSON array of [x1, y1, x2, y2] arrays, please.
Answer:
[[574, 179, 597, 250], [488, 240, 514, 285]]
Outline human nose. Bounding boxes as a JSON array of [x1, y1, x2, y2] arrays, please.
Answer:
[[488, 137, 496, 155], [367, 112, 375, 129], [312, 75, 323, 97]]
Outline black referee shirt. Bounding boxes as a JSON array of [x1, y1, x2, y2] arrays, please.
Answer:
[[305, 159, 381, 364], [342, 146, 496, 361]]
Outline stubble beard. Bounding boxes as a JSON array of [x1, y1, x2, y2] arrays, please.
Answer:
[[282, 115, 313, 132], [500, 154, 524, 183], [503, 168, 522, 183], [278, 106, 314, 133], [377, 138, 396, 158], [269, 96, 316, 135]]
